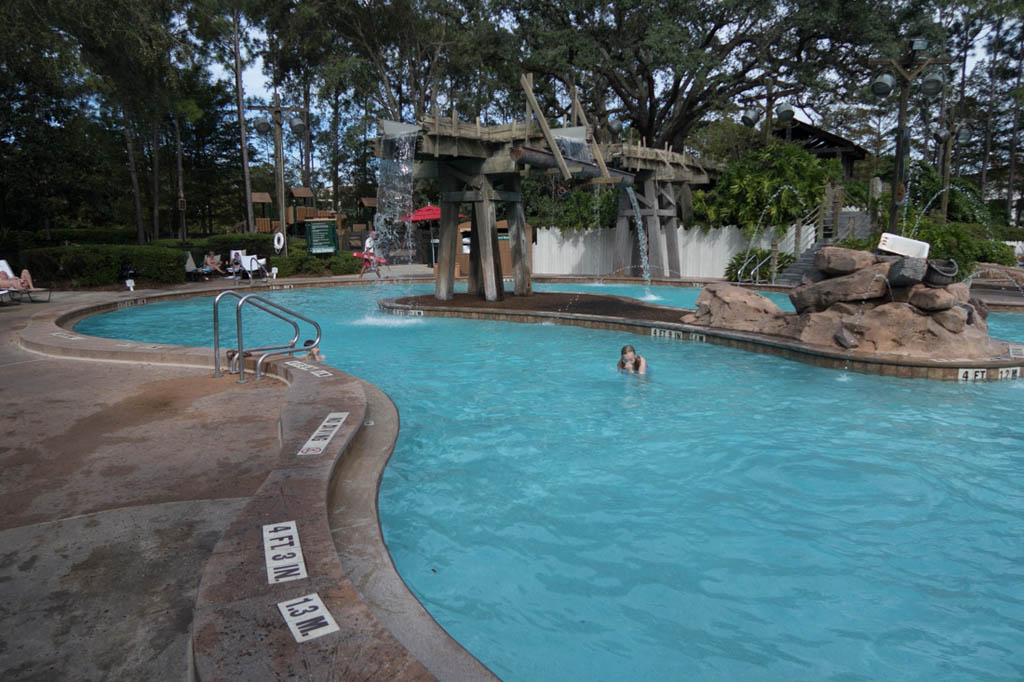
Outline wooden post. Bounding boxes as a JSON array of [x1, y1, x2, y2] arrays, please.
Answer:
[[505, 173, 532, 295], [816, 185, 827, 243], [435, 171, 461, 300], [474, 175, 503, 301], [770, 238, 779, 283], [643, 177, 666, 278], [661, 182, 681, 278], [520, 74, 572, 180], [468, 204, 483, 296], [612, 188, 633, 276]]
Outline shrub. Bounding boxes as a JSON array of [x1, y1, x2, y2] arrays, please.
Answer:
[[19, 245, 185, 286], [914, 220, 1015, 275], [326, 252, 361, 275], [724, 248, 795, 282]]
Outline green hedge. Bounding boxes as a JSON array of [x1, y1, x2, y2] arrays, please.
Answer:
[[19, 245, 185, 286], [268, 250, 361, 277]]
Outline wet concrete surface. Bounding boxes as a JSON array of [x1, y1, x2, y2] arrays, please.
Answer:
[[0, 292, 286, 681]]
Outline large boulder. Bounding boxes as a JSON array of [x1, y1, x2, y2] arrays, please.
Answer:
[[814, 246, 877, 275], [908, 284, 957, 311], [684, 283, 787, 333], [887, 257, 927, 287], [854, 303, 1002, 358], [948, 282, 970, 305], [932, 307, 967, 334], [789, 262, 892, 313]]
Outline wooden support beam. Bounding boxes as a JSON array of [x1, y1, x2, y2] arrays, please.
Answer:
[[520, 73, 572, 180], [644, 177, 667, 278], [504, 174, 532, 296], [435, 174, 462, 300], [472, 175, 503, 301], [612, 189, 633, 277], [443, 190, 522, 203], [661, 183, 681, 278], [570, 85, 611, 179], [439, 162, 483, 189], [468, 203, 482, 296]]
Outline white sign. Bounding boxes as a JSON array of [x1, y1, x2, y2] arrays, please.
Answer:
[[277, 592, 340, 642], [650, 328, 684, 339], [997, 367, 1021, 380], [298, 412, 348, 457], [958, 368, 988, 382], [262, 521, 308, 584], [1010, 345, 1024, 359], [284, 359, 334, 377]]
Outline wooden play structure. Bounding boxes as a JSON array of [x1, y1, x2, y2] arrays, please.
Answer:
[[376, 74, 717, 301]]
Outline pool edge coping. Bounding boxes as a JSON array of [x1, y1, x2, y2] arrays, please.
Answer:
[[16, 287, 497, 682], [378, 295, 1024, 382]]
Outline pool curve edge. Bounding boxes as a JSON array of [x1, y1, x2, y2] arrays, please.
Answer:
[[16, 288, 499, 682]]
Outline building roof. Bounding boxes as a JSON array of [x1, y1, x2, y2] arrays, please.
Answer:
[[251, 192, 272, 204], [359, 197, 377, 208], [290, 186, 314, 199], [774, 120, 868, 161]]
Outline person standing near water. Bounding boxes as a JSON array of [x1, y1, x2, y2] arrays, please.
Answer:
[[617, 345, 647, 374]]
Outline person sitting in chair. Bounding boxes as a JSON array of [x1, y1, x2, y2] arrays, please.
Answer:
[[203, 252, 225, 275], [0, 267, 36, 290]]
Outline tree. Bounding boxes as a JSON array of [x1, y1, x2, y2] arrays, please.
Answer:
[[499, 0, 897, 150], [693, 141, 841, 237]]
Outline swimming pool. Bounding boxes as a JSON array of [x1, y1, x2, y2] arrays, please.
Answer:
[[77, 283, 1024, 681]]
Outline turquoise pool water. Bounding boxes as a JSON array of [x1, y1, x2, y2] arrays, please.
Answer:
[[77, 283, 1024, 681]]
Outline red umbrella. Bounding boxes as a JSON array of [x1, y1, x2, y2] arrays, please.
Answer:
[[400, 205, 465, 222]]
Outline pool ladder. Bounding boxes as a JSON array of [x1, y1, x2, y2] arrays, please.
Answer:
[[212, 290, 322, 383]]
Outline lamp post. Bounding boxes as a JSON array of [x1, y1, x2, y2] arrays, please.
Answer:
[[869, 39, 953, 234], [935, 112, 971, 222], [738, 76, 799, 145], [251, 93, 308, 258]]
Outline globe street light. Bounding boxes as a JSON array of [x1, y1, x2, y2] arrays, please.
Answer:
[[869, 40, 953, 233], [738, 76, 800, 145]]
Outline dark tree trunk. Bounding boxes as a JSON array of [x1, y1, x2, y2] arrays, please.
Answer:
[[151, 119, 160, 240], [122, 108, 145, 244], [174, 113, 186, 240], [1007, 50, 1023, 221], [233, 10, 255, 233]]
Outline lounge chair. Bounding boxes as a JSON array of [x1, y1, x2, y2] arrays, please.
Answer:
[[0, 259, 50, 302], [228, 250, 269, 283], [185, 252, 204, 281]]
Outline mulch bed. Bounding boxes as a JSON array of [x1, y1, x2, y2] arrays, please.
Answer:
[[394, 291, 689, 324]]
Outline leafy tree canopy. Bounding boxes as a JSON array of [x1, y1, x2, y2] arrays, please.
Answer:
[[693, 142, 841, 237]]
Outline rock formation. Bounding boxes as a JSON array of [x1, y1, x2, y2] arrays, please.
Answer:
[[680, 247, 1005, 360]]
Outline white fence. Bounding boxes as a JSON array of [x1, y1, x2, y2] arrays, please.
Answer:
[[533, 225, 796, 279]]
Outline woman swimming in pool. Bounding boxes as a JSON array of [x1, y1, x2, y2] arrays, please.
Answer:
[[617, 344, 647, 375]]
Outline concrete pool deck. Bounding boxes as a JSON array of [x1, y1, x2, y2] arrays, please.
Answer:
[[0, 274, 496, 682], [2, 274, 1023, 681]]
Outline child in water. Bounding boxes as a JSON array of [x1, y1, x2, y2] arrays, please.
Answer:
[[617, 344, 647, 374]]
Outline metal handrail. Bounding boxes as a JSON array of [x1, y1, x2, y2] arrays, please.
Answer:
[[235, 293, 321, 383], [213, 290, 299, 377], [212, 290, 322, 382]]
